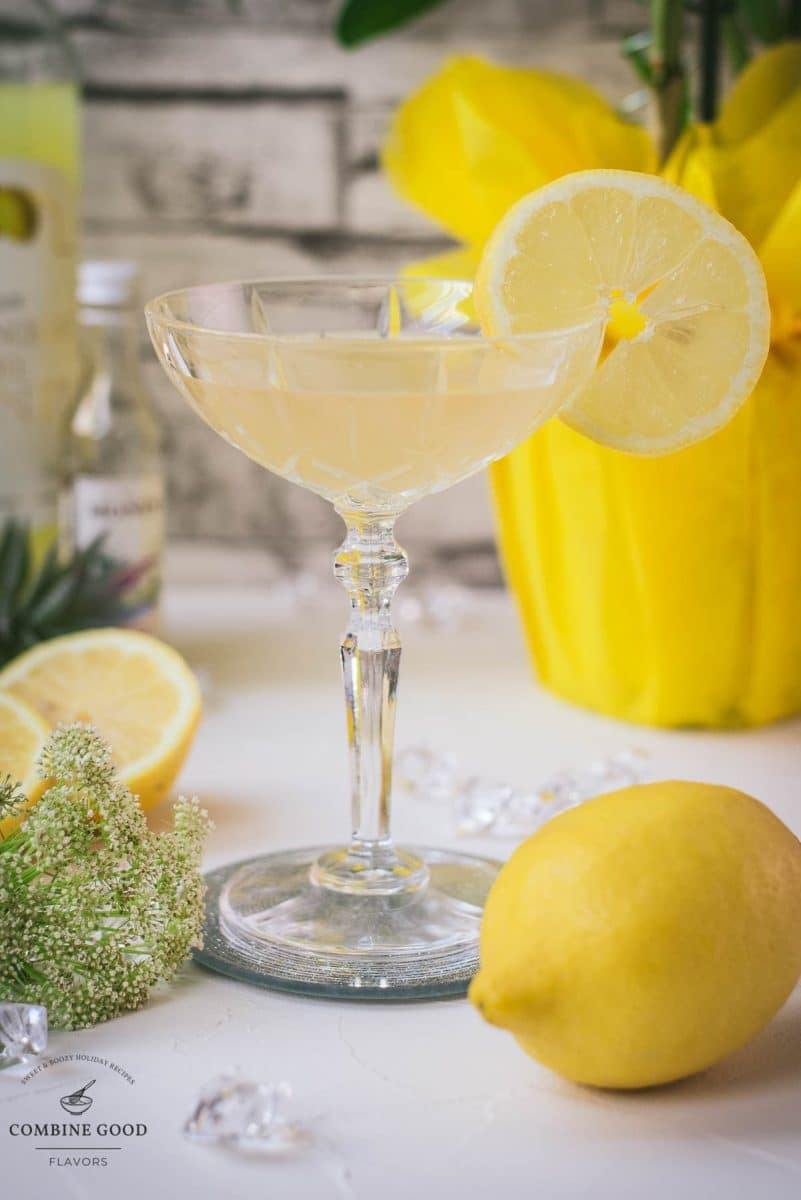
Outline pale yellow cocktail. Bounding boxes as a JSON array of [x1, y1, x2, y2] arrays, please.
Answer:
[[145, 277, 602, 999]]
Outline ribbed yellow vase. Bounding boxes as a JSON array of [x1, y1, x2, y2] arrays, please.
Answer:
[[492, 343, 801, 728]]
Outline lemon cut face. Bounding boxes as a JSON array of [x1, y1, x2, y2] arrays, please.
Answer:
[[0, 691, 50, 836], [475, 169, 771, 455], [0, 628, 201, 812]]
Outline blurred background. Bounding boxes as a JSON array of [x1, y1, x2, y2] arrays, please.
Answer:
[[51, 0, 640, 582], [4, 0, 800, 749]]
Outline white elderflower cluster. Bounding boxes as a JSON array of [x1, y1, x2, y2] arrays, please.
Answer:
[[0, 723, 213, 1030]]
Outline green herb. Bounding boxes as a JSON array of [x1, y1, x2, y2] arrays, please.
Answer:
[[335, 0, 449, 46], [0, 520, 153, 669], [0, 723, 212, 1030]]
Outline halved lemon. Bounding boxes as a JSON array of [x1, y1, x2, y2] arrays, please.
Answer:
[[0, 629, 201, 812], [0, 691, 50, 836], [475, 169, 771, 455]]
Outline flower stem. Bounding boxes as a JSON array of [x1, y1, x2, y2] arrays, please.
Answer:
[[650, 0, 686, 162], [21, 962, 48, 984], [698, 0, 723, 121], [722, 9, 750, 74], [789, 0, 801, 37]]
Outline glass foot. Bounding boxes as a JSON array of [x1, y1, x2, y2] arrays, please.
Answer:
[[194, 846, 500, 1000]]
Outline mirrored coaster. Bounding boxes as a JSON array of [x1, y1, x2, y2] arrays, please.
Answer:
[[194, 847, 500, 1000]]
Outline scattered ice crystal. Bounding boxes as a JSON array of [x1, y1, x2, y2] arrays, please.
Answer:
[[0, 1003, 47, 1068], [396, 747, 651, 837], [184, 1075, 307, 1154]]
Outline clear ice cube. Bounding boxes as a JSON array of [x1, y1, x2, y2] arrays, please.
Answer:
[[395, 746, 462, 802], [0, 1003, 47, 1068], [455, 778, 515, 836], [184, 1075, 307, 1154], [398, 744, 651, 838]]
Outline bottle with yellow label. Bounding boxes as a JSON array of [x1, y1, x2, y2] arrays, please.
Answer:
[[0, 0, 80, 558]]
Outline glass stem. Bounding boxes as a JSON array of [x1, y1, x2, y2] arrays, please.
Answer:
[[313, 512, 429, 896]]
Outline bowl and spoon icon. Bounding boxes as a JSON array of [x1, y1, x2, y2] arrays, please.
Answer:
[[60, 1080, 96, 1116]]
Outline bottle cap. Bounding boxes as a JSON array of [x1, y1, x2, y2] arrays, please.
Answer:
[[78, 260, 141, 309]]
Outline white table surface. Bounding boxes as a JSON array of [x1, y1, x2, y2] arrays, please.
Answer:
[[5, 552, 801, 1200]]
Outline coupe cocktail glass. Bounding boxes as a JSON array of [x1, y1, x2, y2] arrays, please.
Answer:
[[146, 278, 602, 999]]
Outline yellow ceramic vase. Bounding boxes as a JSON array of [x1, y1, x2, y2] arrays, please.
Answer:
[[492, 343, 801, 728]]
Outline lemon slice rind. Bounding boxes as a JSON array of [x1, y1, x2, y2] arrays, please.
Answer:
[[476, 169, 771, 455]]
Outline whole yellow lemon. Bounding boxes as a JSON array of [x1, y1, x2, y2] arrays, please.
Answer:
[[469, 781, 801, 1089]]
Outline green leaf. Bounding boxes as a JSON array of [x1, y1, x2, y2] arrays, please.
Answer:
[[335, 0, 449, 47], [788, 0, 801, 37], [722, 9, 752, 72], [22, 542, 65, 605], [0, 523, 29, 632], [0, 517, 145, 666], [738, 0, 784, 42], [28, 570, 80, 629], [623, 31, 655, 85]]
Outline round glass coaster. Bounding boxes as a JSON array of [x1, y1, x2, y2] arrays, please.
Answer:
[[193, 846, 501, 1001]]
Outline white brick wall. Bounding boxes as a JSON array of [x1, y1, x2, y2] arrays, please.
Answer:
[[55, 0, 645, 570], [85, 96, 343, 229]]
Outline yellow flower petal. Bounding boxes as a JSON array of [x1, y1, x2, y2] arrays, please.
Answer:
[[400, 244, 480, 280], [664, 111, 801, 252], [759, 178, 801, 337], [401, 245, 481, 323], [717, 42, 801, 145], [662, 126, 719, 208], [707, 126, 801, 249], [699, 43, 801, 247], [383, 57, 547, 244], [383, 55, 654, 245]]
